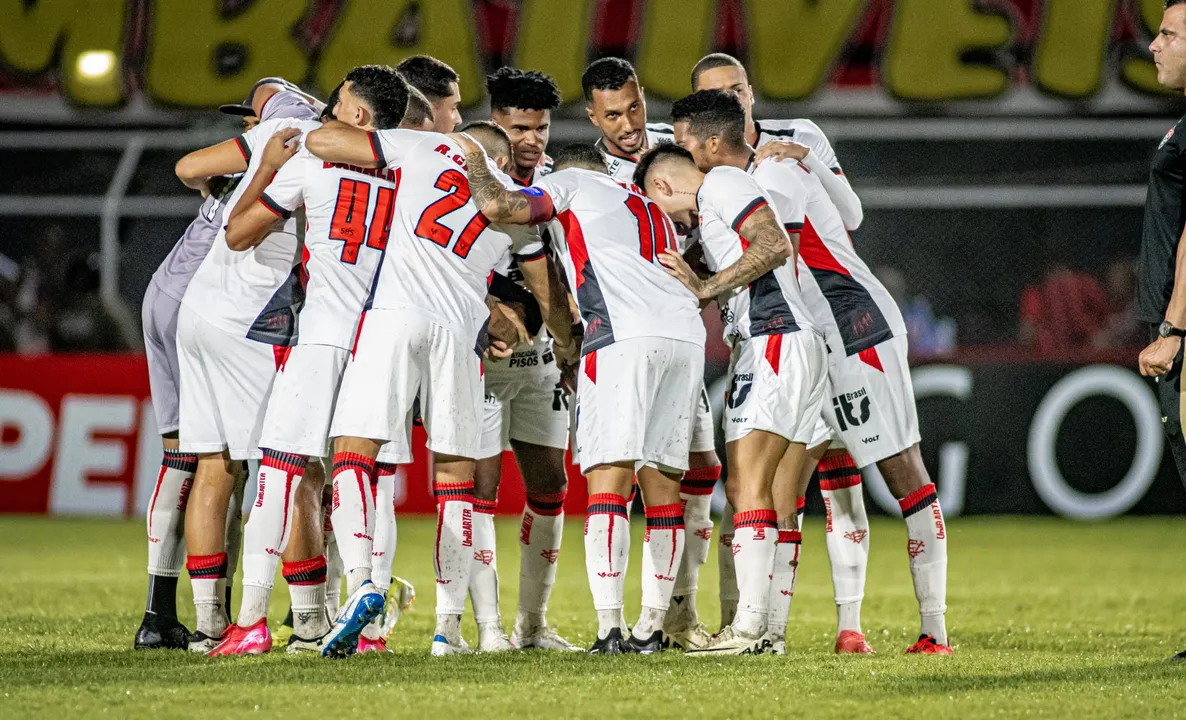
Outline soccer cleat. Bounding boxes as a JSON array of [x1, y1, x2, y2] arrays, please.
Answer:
[[665, 623, 713, 652], [477, 622, 516, 652], [686, 625, 764, 657], [622, 629, 667, 655], [905, 634, 953, 655], [321, 581, 385, 659], [1171, 649, 1186, 663], [379, 577, 416, 639], [512, 625, 582, 652], [134, 612, 191, 650], [187, 630, 222, 654], [207, 620, 272, 656], [430, 633, 473, 656], [357, 636, 391, 654], [273, 608, 294, 648], [588, 627, 626, 655], [835, 630, 875, 654], [761, 632, 786, 656], [286, 634, 326, 654]]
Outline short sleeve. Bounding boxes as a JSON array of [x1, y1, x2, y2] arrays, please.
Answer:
[[703, 167, 771, 234], [371, 128, 430, 169], [758, 164, 807, 232], [507, 223, 546, 259], [260, 153, 307, 219], [535, 171, 581, 215], [237, 120, 275, 161]]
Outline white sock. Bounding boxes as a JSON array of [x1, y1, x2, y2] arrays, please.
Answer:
[[433, 480, 475, 616], [635, 503, 684, 639], [284, 556, 329, 638], [819, 454, 869, 634], [767, 529, 801, 638], [669, 482, 713, 629], [330, 452, 377, 596], [731, 510, 777, 637], [371, 465, 398, 592], [517, 492, 565, 626], [469, 498, 500, 624], [585, 493, 629, 639], [146, 450, 195, 578], [186, 552, 228, 637], [238, 451, 305, 626], [717, 501, 738, 628], [899, 483, 949, 645], [322, 487, 343, 618]]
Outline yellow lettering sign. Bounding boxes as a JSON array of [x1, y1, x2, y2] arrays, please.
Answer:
[[635, 0, 716, 98], [515, 0, 595, 104], [744, 0, 865, 100], [884, 0, 1011, 100], [1034, 0, 1117, 98]]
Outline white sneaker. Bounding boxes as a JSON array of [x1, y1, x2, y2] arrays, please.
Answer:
[[665, 623, 713, 651], [686, 624, 765, 657], [431, 633, 473, 656], [187, 630, 222, 654], [286, 634, 326, 654], [512, 624, 582, 651], [477, 621, 516, 652], [379, 577, 416, 639], [762, 631, 786, 655]]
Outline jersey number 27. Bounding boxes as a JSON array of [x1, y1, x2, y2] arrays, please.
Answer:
[[415, 169, 491, 259]]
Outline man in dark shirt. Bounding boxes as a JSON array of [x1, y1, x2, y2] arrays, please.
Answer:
[[1136, 0, 1186, 663]]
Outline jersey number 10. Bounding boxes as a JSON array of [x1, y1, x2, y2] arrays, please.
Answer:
[[329, 178, 395, 264], [624, 194, 674, 262]]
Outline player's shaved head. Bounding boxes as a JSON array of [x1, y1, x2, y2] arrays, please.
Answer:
[[400, 85, 435, 129], [460, 120, 513, 169], [633, 145, 703, 231], [339, 65, 408, 130], [691, 53, 747, 91], [551, 144, 607, 174], [633, 144, 698, 189]]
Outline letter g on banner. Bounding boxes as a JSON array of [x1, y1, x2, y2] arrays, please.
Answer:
[[1028, 366, 1162, 519]]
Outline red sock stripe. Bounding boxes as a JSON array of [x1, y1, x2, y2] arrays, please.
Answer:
[[331, 452, 375, 477], [434, 481, 474, 502], [473, 498, 497, 514], [644, 503, 685, 528], [734, 509, 777, 529], [778, 529, 802, 544], [683, 465, 722, 482], [376, 462, 398, 478], [899, 483, 939, 518], [796, 496, 806, 512], [282, 555, 328, 586], [261, 448, 308, 475], [820, 473, 862, 491], [587, 492, 628, 517], [161, 449, 198, 473], [186, 552, 227, 579], [817, 452, 858, 474], [526, 491, 566, 516], [680, 466, 720, 495]]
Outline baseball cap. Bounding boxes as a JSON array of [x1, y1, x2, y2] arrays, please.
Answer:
[[218, 77, 302, 116]]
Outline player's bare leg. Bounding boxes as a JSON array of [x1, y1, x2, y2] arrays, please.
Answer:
[[469, 454, 513, 651], [876, 443, 951, 654], [584, 462, 634, 654], [628, 466, 685, 654], [666, 449, 719, 650], [431, 453, 478, 656], [690, 431, 790, 656], [510, 440, 579, 650], [183, 451, 236, 652], [135, 432, 195, 650], [223, 462, 246, 616]]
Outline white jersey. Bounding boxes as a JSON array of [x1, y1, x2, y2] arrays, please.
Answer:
[[182, 117, 321, 345], [258, 142, 398, 350], [778, 159, 905, 355], [696, 165, 817, 344], [368, 129, 544, 346], [535, 168, 705, 354], [599, 123, 674, 183], [489, 162, 552, 344], [754, 118, 844, 175]]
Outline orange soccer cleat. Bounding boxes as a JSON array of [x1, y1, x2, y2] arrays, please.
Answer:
[[905, 634, 953, 655], [835, 630, 875, 654], [206, 620, 272, 657]]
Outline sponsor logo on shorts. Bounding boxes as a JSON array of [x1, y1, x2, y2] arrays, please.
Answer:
[[726, 374, 753, 410], [832, 387, 871, 431], [508, 354, 540, 368], [862, 435, 880, 444]]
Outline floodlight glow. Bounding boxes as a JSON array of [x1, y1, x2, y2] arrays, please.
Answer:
[[77, 51, 116, 80]]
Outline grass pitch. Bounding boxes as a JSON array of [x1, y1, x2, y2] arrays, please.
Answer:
[[0, 515, 1182, 719]]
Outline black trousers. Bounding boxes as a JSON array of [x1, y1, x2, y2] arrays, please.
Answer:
[[1150, 323, 1186, 489]]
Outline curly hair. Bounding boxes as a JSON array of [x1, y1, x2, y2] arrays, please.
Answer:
[[344, 64, 408, 129], [487, 66, 561, 112]]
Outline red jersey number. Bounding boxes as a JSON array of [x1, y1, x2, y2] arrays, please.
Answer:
[[414, 169, 489, 260], [624, 194, 673, 262], [329, 178, 395, 264]]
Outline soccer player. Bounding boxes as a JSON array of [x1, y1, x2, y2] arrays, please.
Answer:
[[457, 138, 706, 655], [169, 81, 322, 653], [207, 65, 410, 658], [636, 141, 827, 655], [1136, 0, 1186, 664], [134, 78, 304, 650], [691, 52, 875, 651], [401, 85, 437, 131], [301, 119, 576, 655], [470, 66, 579, 652], [579, 57, 719, 649], [670, 89, 952, 655], [396, 55, 463, 132]]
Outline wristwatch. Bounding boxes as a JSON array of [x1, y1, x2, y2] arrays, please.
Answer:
[[1159, 320, 1186, 338]]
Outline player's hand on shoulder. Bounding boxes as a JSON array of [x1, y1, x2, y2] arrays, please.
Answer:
[[755, 140, 810, 165], [261, 127, 302, 171], [449, 131, 482, 157], [660, 249, 711, 300]]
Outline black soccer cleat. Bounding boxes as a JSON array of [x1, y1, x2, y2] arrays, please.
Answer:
[[1171, 649, 1186, 663], [134, 612, 191, 650], [588, 627, 626, 655], [622, 629, 667, 655]]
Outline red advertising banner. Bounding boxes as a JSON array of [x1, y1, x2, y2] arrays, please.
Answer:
[[0, 354, 589, 517]]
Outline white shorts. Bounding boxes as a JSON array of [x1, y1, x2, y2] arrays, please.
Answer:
[[258, 344, 350, 458], [724, 331, 828, 445], [330, 309, 484, 462], [142, 281, 182, 434], [477, 346, 569, 459], [807, 412, 845, 451], [823, 335, 920, 468], [574, 337, 704, 474], [176, 304, 278, 460], [690, 383, 715, 453]]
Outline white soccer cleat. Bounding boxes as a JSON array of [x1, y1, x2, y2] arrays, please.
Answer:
[[286, 634, 327, 655], [512, 624, 582, 652], [665, 623, 713, 652], [431, 633, 473, 656], [379, 577, 416, 639], [477, 621, 516, 652], [685, 624, 765, 657], [187, 630, 222, 654], [761, 631, 786, 656]]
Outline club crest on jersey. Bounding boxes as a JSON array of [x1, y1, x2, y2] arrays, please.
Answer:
[[1162, 127, 1176, 149]]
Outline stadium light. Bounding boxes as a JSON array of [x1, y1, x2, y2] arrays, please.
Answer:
[[76, 51, 116, 81]]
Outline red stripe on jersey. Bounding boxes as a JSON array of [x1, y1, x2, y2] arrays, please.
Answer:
[[560, 209, 588, 289], [234, 135, 250, 162], [765, 334, 782, 375], [274, 345, 292, 372], [350, 311, 367, 358], [799, 218, 852, 276], [858, 346, 884, 373], [584, 350, 597, 383]]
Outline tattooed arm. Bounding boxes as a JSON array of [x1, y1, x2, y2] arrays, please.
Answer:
[[659, 204, 791, 301], [452, 133, 552, 225]]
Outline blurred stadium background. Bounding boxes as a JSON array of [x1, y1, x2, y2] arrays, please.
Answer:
[[2, 0, 1185, 521]]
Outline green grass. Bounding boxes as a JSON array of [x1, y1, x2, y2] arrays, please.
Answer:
[[0, 515, 1183, 719]]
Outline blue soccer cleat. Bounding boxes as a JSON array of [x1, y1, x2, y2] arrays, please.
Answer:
[[320, 581, 385, 659]]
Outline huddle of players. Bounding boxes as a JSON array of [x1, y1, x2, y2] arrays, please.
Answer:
[[133, 50, 953, 658]]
